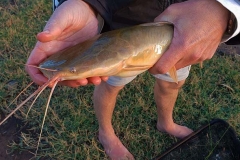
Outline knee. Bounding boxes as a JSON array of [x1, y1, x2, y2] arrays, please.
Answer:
[[105, 82, 125, 92], [155, 79, 186, 93], [172, 80, 185, 89], [95, 81, 124, 94]]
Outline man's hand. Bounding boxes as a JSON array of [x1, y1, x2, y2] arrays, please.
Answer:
[[150, 0, 229, 74], [26, 0, 108, 87]]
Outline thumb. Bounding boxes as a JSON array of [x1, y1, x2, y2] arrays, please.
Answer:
[[154, 12, 173, 23], [37, 16, 68, 42], [154, 5, 179, 25], [36, 0, 78, 43], [36, 0, 89, 42]]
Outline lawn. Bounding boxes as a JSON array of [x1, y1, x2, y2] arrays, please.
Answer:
[[0, 0, 239, 159]]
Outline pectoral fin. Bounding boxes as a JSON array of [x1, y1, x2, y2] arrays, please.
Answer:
[[168, 66, 178, 83]]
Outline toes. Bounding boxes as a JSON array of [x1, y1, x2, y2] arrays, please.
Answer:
[[157, 123, 193, 138], [99, 134, 134, 160], [176, 126, 193, 138]]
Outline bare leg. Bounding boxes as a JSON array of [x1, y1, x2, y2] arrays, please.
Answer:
[[154, 79, 193, 138], [93, 81, 134, 160]]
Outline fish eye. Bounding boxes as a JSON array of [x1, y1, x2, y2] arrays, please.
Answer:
[[70, 67, 76, 73]]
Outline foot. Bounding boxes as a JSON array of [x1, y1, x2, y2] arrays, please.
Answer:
[[157, 122, 193, 139], [98, 132, 134, 160]]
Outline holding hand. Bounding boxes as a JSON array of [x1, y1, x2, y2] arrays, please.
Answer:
[[26, 0, 107, 87], [150, 0, 229, 74]]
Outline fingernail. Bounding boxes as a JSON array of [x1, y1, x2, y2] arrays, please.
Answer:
[[42, 30, 50, 34]]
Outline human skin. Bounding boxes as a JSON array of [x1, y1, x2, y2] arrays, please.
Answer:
[[91, 1, 229, 158], [93, 78, 193, 160], [150, 0, 229, 74], [25, 0, 230, 159], [26, 0, 107, 87], [26, 0, 229, 88]]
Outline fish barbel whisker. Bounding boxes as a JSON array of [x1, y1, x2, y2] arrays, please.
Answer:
[[2, 22, 177, 157]]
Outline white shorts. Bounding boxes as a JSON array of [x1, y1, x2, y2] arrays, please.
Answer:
[[107, 65, 191, 86]]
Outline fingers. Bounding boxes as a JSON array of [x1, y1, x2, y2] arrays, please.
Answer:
[[149, 44, 181, 74], [149, 38, 218, 75], [58, 79, 89, 87], [26, 42, 51, 85], [37, 12, 69, 42], [154, 8, 175, 23], [37, 0, 87, 42], [25, 65, 48, 86], [26, 0, 100, 88], [36, 0, 96, 43], [150, 0, 226, 75], [100, 76, 109, 82], [26, 64, 108, 88], [58, 76, 109, 88]]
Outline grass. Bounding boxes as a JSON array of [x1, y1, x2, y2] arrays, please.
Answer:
[[0, 0, 240, 159]]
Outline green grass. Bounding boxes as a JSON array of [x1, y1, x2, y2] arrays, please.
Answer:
[[0, 0, 240, 159]]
